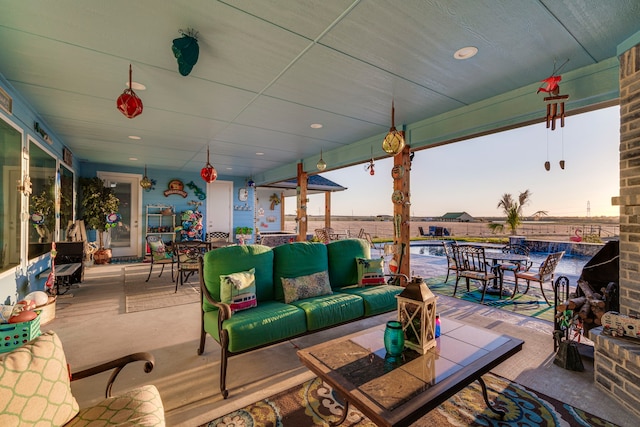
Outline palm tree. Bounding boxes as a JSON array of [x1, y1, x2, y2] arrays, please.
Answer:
[[488, 190, 547, 235]]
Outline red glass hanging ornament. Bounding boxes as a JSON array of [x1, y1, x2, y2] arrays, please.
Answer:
[[201, 147, 218, 183], [116, 64, 143, 119]]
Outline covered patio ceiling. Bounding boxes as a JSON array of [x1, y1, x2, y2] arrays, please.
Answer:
[[1, 1, 638, 184]]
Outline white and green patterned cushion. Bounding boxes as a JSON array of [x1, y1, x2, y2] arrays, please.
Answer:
[[0, 330, 80, 426], [65, 384, 165, 427], [281, 270, 332, 304]]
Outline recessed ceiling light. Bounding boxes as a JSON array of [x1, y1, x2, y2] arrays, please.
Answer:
[[226, 167, 232, 170], [128, 135, 141, 140], [129, 157, 138, 161], [256, 152, 264, 156], [126, 81, 146, 91], [454, 46, 478, 60], [310, 123, 323, 129]]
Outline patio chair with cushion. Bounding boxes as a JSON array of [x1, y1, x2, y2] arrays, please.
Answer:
[[452, 245, 496, 304], [0, 331, 165, 426], [514, 251, 564, 305], [315, 228, 331, 243], [146, 235, 176, 282], [442, 241, 459, 283], [206, 231, 230, 242], [498, 243, 533, 283]]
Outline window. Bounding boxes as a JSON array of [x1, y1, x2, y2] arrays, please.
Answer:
[[28, 139, 57, 259], [59, 164, 74, 241], [0, 116, 22, 273]]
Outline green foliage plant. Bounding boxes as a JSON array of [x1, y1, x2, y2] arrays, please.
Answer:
[[488, 190, 547, 235], [79, 177, 120, 248]]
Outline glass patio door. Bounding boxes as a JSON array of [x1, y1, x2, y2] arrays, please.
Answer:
[[96, 171, 142, 258]]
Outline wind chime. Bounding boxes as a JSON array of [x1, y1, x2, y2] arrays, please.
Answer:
[[538, 59, 569, 171], [364, 147, 375, 175]]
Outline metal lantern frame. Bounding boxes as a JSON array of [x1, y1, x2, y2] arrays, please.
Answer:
[[140, 165, 153, 190], [396, 276, 437, 354], [316, 149, 327, 171]]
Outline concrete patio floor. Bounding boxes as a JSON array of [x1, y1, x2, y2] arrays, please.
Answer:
[[43, 256, 636, 427]]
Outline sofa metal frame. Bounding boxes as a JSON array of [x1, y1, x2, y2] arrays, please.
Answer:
[[197, 253, 401, 399]]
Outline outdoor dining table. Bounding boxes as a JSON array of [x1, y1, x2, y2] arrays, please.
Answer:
[[482, 251, 530, 297]]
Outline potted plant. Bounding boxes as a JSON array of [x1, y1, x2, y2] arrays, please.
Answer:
[[79, 177, 120, 264], [235, 227, 253, 241]]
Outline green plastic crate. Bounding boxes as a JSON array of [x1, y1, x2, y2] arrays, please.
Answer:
[[0, 313, 41, 354]]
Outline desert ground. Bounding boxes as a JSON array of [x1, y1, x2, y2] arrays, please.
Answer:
[[282, 217, 619, 242]]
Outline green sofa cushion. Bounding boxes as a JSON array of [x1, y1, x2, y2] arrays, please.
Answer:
[[203, 301, 307, 353], [290, 292, 364, 330], [338, 285, 404, 316], [273, 242, 328, 301], [326, 239, 370, 288], [202, 244, 274, 312]]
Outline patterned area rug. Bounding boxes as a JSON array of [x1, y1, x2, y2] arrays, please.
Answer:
[[124, 264, 200, 313], [425, 275, 557, 322], [202, 373, 618, 426]]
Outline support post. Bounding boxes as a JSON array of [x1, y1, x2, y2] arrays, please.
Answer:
[[325, 191, 331, 229], [393, 145, 411, 284], [297, 163, 308, 241]]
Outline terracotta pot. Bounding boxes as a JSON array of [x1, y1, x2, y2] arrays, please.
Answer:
[[93, 248, 112, 264]]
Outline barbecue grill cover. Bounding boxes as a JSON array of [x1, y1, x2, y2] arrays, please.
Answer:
[[579, 240, 619, 288]]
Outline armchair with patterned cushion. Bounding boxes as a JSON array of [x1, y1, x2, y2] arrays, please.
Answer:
[[0, 331, 165, 426], [146, 234, 176, 282]]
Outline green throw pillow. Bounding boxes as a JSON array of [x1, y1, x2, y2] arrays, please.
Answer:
[[220, 268, 257, 312], [149, 239, 172, 261], [281, 270, 332, 304], [356, 257, 386, 286]]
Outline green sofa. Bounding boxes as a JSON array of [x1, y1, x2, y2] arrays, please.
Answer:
[[197, 238, 403, 398]]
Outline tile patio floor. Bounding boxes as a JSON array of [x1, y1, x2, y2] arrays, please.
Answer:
[[42, 252, 636, 426]]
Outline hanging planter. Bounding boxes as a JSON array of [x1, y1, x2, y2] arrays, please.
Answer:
[[201, 147, 218, 183], [116, 64, 143, 119]]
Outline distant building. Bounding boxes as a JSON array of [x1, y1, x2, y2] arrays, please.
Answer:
[[439, 212, 475, 222]]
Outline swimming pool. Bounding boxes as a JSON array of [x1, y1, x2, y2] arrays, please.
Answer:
[[409, 244, 589, 278]]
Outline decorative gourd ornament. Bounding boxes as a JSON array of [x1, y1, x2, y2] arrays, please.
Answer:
[[172, 29, 199, 76]]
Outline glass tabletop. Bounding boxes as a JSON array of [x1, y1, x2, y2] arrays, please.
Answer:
[[306, 319, 514, 412]]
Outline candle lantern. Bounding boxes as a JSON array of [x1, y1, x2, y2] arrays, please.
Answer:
[[396, 276, 437, 354]]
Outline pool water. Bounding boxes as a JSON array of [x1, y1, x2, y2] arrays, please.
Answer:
[[410, 245, 588, 278]]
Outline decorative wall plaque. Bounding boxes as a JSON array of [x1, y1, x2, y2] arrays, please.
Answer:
[[62, 147, 73, 167], [0, 86, 12, 114]]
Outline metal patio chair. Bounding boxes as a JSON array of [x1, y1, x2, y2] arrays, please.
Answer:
[[452, 245, 496, 304], [145, 235, 176, 282], [514, 251, 565, 305]]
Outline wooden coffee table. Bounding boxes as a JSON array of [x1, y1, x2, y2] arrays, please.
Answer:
[[297, 318, 523, 426]]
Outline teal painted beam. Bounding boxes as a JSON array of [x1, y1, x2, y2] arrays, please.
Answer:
[[618, 29, 640, 56], [259, 57, 620, 185]]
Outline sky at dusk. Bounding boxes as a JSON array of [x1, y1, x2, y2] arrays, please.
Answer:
[[287, 106, 620, 218]]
